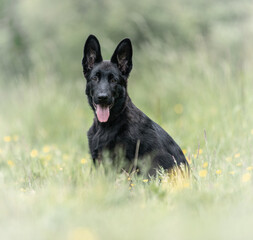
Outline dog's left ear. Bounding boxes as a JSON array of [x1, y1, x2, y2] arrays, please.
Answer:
[[82, 35, 103, 76], [111, 38, 132, 77]]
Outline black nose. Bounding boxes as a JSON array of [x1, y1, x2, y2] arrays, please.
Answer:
[[97, 93, 108, 102]]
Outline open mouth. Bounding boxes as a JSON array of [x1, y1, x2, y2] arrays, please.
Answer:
[[93, 102, 113, 123]]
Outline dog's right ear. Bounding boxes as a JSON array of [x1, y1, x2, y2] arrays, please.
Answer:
[[82, 35, 103, 76]]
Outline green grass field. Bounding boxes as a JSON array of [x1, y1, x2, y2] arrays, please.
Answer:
[[1, 1, 253, 239]]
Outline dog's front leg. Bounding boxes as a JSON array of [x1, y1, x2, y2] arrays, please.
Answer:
[[91, 148, 103, 166]]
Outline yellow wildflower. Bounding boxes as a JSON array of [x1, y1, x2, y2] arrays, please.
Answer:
[[127, 177, 131, 181], [182, 149, 187, 155], [199, 149, 203, 155], [30, 149, 38, 158], [174, 104, 183, 114], [242, 173, 251, 183], [43, 145, 50, 153], [81, 158, 87, 164], [247, 166, 253, 171], [236, 162, 242, 167], [3, 136, 11, 142], [193, 153, 197, 159], [216, 169, 222, 175], [225, 157, 232, 162], [199, 169, 207, 178], [229, 171, 235, 175], [7, 160, 15, 167], [143, 179, 148, 183], [202, 162, 208, 168], [234, 153, 240, 158], [130, 183, 135, 187]]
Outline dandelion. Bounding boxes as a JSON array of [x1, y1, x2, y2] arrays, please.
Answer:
[[7, 160, 15, 167], [242, 173, 251, 183], [216, 169, 222, 175], [130, 183, 135, 187], [81, 158, 87, 164], [199, 169, 207, 178], [236, 162, 242, 167], [143, 179, 148, 183], [202, 162, 208, 168], [199, 149, 203, 155], [225, 157, 232, 162], [174, 104, 183, 114], [229, 171, 235, 175], [3, 136, 11, 142], [234, 153, 240, 158], [43, 145, 50, 153], [30, 149, 38, 158], [247, 166, 253, 171], [127, 177, 131, 181], [182, 149, 187, 155]]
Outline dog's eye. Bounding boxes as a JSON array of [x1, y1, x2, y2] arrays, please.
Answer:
[[108, 74, 117, 83], [92, 76, 99, 82]]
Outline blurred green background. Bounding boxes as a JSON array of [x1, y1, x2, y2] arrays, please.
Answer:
[[1, 1, 253, 240], [1, 0, 253, 149]]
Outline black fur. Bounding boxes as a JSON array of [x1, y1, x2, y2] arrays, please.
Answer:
[[82, 35, 188, 175]]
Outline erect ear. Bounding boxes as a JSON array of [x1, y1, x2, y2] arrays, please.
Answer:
[[82, 35, 103, 76], [111, 38, 132, 77]]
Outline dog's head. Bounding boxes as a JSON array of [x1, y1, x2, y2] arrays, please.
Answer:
[[82, 35, 132, 123]]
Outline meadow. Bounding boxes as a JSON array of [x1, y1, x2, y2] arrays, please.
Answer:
[[1, 0, 253, 239]]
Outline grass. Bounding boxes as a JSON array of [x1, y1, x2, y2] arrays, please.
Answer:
[[1, 1, 253, 239]]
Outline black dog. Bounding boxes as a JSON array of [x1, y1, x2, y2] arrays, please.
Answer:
[[82, 35, 188, 175]]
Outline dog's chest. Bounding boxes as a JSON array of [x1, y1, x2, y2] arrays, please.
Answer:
[[91, 125, 123, 152], [90, 123, 142, 162]]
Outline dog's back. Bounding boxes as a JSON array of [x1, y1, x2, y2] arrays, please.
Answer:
[[83, 35, 188, 175]]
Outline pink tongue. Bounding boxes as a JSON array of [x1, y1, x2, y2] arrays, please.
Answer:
[[96, 105, 110, 122]]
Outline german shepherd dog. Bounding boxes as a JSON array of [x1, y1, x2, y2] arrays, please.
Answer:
[[82, 35, 188, 175]]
